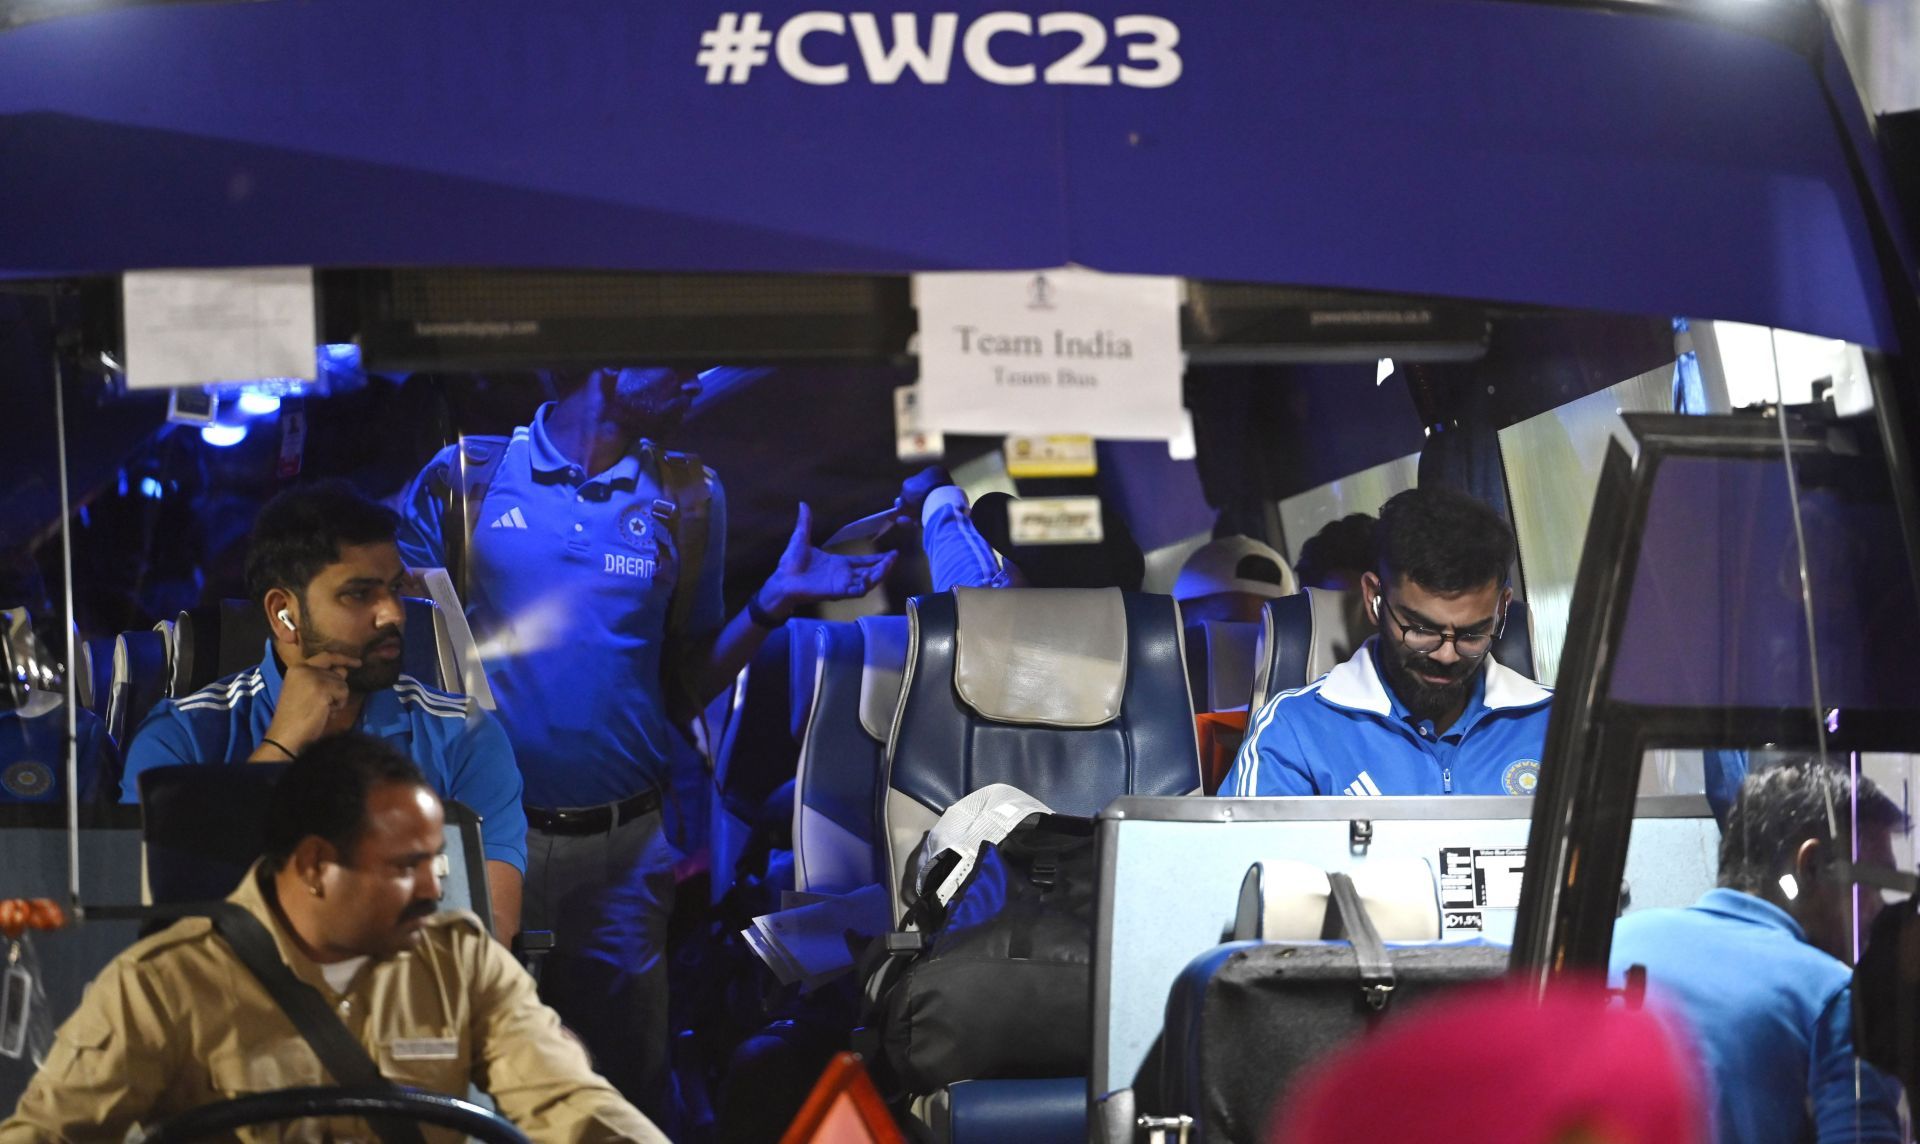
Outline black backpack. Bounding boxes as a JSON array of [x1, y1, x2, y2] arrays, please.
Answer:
[[863, 811, 1098, 1095]]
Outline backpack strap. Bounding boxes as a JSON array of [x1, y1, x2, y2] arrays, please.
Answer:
[[654, 448, 713, 735], [656, 449, 713, 639], [433, 435, 510, 605], [1324, 871, 1395, 1013]]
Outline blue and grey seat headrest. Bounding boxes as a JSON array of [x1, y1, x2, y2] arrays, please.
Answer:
[[855, 614, 910, 743], [951, 587, 1129, 727]]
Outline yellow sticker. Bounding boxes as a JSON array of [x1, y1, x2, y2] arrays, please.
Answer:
[[1003, 435, 1097, 478]]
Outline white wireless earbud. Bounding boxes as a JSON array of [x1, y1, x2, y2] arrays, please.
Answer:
[[277, 609, 296, 633]]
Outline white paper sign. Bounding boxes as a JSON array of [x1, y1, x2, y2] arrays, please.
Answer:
[[914, 268, 1184, 439], [1008, 496, 1104, 545], [123, 267, 318, 390]]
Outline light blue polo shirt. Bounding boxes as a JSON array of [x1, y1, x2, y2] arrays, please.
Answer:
[[120, 642, 527, 873], [1224, 638, 1552, 797], [1610, 889, 1903, 1144], [397, 405, 727, 808]]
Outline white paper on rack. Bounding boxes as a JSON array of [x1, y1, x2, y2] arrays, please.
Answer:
[[742, 883, 893, 987], [122, 267, 318, 390]]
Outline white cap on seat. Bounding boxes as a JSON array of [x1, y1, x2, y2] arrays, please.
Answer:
[[1173, 536, 1297, 601]]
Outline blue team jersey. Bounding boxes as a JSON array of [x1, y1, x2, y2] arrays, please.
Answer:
[[1609, 889, 1903, 1144], [1224, 638, 1552, 797], [121, 642, 527, 873], [1, 693, 118, 806], [396, 405, 727, 808]]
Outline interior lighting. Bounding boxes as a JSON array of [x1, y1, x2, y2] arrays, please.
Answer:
[[138, 477, 164, 500], [1376, 357, 1396, 385], [236, 391, 282, 416], [200, 422, 248, 448]]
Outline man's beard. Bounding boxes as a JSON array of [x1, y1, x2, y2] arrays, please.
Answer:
[[300, 624, 404, 693], [1379, 645, 1480, 725], [611, 370, 690, 437]]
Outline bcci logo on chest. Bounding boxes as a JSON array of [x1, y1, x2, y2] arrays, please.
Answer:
[[607, 507, 660, 578], [1502, 759, 1541, 795]]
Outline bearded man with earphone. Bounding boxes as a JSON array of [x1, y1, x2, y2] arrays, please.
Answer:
[[1224, 486, 1554, 798], [120, 480, 529, 942]]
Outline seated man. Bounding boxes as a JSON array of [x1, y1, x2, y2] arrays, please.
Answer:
[[1609, 760, 1905, 1144], [1, 733, 664, 1143], [121, 480, 527, 939], [1294, 512, 1377, 592], [1224, 486, 1550, 796]]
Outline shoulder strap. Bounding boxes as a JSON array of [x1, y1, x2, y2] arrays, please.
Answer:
[[208, 903, 427, 1144], [1324, 872, 1396, 1013], [656, 449, 712, 638], [655, 449, 713, 735], [439, 435, 510, 605]]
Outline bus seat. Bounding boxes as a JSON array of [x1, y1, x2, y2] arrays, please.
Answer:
[[1492, 597, 1535, 680], [706, 621, 825, 898], [1182, 620, 1260, 713], [170, 597, 452, 697], [137, 762, 493, 931], [789, 617, 828, 743], [885, 588, 1202, 910], [1248, 590, 1537, 712], [881, 588, 1202, 1143], [926, 1078, 1090, 1144], [792, 616, 907, 895], [1231, 858, 1440, 942], [106, 629, 169, 744], [78, 636, 115, 719]]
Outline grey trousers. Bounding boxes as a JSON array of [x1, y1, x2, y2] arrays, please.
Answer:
[[524, 808, 680, 1133]]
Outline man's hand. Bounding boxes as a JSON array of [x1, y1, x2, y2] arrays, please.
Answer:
[[253, 652, 359, 759], [893, 465, 954, 528], [762, 503, 898, 616]]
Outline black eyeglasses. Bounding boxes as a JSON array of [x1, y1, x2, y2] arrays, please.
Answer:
[[1377, 596, 1502, 659]]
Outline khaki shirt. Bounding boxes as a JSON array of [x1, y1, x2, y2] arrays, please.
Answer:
[[0, 864, 665, 1143]]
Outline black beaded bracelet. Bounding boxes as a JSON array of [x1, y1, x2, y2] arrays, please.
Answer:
[[746, 589, 786, 629]]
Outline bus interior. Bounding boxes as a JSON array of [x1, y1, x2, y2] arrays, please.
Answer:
[[6, 1, 1920, 1142]]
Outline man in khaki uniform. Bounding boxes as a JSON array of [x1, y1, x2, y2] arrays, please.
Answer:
[[1, 733, 666, 1143]]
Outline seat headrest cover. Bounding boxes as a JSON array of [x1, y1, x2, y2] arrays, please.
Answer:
[[1346, 858, 1442, 941], [952, 587, 1127, 727], [856, 615, 910, 743]]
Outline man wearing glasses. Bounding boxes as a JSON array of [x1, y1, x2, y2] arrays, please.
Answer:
[[1224, 487, 1551, 797]]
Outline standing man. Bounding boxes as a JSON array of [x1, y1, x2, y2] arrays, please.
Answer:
[[1609, 760, 1905, 1143], [1225, 486, 1550, 797], [397, 366, 893, 1125], [4, 733, 663, 1143], [122, 481, 527, 940]]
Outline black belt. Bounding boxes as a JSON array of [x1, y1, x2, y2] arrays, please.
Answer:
[[525, 788, 663, 835]]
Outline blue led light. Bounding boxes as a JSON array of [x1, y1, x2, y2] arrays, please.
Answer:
[[200, 423, 248, 448], [139, 477, 164, 499], [236, 391, 282, 416]]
